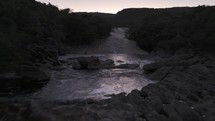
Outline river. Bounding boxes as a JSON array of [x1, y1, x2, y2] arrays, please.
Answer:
[[0, 28, 158, 121], [31, 28, 155, 101], [1, 28, 155, 101]]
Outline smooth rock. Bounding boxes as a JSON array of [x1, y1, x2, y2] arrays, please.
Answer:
[[172, 101, 202, 121], [116, 60, 124, 63], [186, 64, 211, 80], [143, 62, 165, 73], [149, 67, 172, 81], [162, 104, 183, 121], [146, 111, 170, 121], [78, 56, 100, 69], [70, 61, 82, 70], [75, 57, 115, 70], [100, 59, 115, 69], [115, 64, 139, 69]]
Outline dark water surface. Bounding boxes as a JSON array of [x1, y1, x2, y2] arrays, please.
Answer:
[[33, 54, 154, 101], [1, 28, 156, 101], [0, 28, 158, 121]]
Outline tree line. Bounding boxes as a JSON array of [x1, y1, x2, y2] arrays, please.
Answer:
[[0, 0, 112, 71], [116, 6, 215, 54]]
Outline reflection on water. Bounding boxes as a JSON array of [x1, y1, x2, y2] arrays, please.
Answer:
[[34, 54, 154, 101]]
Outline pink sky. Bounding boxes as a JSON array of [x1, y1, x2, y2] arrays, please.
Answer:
[[37, 0, 215, 13]]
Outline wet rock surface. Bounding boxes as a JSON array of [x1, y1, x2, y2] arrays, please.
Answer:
[[71, 56, 115, 70], [0, 53, 214, 121], [114, 63, 140, 69], [71, 56, 140, 70]]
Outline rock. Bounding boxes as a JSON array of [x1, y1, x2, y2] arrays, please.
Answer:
[[204, 54, 215, 61], [186, 64, 211, 80], [116, 60, 124, 63], [71, 57, 115, 70], [100, 59, 115, 69], [146, 94, 163, 112], [99, 119, 112, 121], [88, 63, 100, 70], [162, 104, 183, 121], [59, 59, 68, 64], [172, 101, 202, 121], [143, 62, 165, 74], [146, 111, 169, 121], [203, 60, 215, 69], [71, 61, 83, 70], [76, 57, 115, 70], [16, 66, 50, 82], [149, 67, 172, 81], [0, 72, 22, 96], [78, 56, 100, 69], [115, 64, 139, 69], [51, 66, 66, 71], [136, 118, 146, 121], [175, 48, 189, 56], [156, 50, 172, 58]]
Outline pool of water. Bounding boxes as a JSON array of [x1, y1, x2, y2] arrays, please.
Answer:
[[33, 54, 155, 101]]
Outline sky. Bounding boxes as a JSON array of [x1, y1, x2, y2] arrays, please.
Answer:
[[37, 0, 215, 13]]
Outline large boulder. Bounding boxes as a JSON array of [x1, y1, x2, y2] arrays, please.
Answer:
[[172, 101, 202, 121], [149, 67, 172, 81], [72, 57, 114, 70], [71, 61, 83, 70], [114, 64, 139, 69], [143, 62, 165, 74], [186, 64, 212, 80], [143, 55, 201, 74], [78, 56, 100, 69], [99, 59, 114, 69]]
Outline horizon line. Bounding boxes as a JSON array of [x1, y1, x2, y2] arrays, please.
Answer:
[[36, 1, 213, 14], [66, 5, 214, 14]]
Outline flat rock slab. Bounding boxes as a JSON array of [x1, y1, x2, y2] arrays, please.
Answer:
[[71, 56, 139, 70], [114, 63, 140, 69], [149, 67, 172, 81]]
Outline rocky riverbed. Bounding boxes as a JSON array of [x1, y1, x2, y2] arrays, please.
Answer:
[[0, 28, 214, 121], [0, 53, 215, 121]]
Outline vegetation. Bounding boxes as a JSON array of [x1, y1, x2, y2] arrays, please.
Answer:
[[1, 0, 214, 71], [0, 0, 112, 70], [117, 6, 215, 53]]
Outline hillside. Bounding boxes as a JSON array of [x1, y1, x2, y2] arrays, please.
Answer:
[[115, 6, 215, 55], [115, 7, 192, 27], [0, 0, 112, 71]]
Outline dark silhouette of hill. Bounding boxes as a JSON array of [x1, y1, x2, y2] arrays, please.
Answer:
[[115, 7, 192, 27], [1, 0, 215, 71], [115, 6, 215, 54], [77, 12, 115, 21], [0, 0, 112, 71]]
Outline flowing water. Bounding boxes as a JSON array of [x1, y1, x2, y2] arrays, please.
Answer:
[[32, 28, 155, 101], [1, 28, 155, 101], [0, 28, 157, 121], [34, 54, 154, 101]]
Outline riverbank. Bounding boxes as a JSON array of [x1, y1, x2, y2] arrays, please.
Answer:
[[0, 27, 214, 121]]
